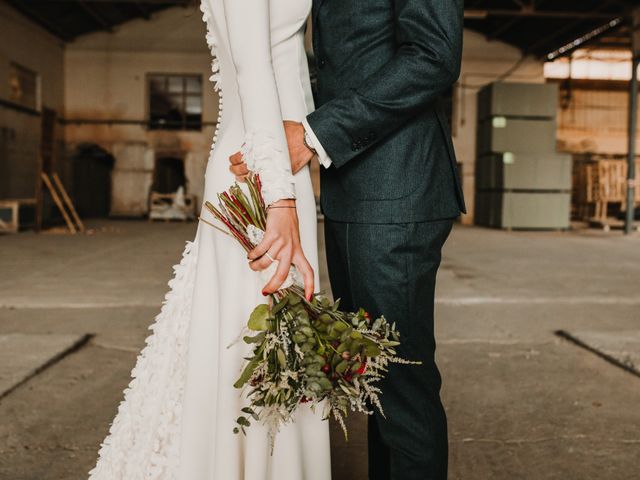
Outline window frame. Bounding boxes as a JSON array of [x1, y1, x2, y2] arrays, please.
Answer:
[[146, 72, 203, 131], [8, 62, 40, 112]]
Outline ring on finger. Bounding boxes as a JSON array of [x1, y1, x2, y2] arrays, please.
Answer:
[[265, 252, 275, 263]]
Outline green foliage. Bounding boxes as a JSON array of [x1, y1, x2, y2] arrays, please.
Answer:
[[232, 285, 417, 441], [248, 304, 271, 331]]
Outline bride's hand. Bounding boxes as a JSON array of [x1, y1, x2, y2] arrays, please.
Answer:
[[229, 151, 249, 182], [248, 199, 314, 300]]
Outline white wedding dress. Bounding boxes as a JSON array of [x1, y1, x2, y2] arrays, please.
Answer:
[[88, 0, 331, 478]]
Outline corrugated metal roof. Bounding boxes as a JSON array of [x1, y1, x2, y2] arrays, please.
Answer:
[[6, 0, 190, 42], [464, 1, 636, 59], [6, 0, 637, 58]]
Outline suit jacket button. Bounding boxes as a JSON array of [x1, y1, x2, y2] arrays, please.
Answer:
[[318, 58, 326, 69]]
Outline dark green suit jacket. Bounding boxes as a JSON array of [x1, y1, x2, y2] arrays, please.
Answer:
[[307, 0, 466, 224]]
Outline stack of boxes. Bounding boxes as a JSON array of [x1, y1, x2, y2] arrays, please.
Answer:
[[475, 82, 572, 229]]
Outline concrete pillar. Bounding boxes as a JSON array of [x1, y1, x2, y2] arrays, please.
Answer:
[[626, 8, 640, 234]]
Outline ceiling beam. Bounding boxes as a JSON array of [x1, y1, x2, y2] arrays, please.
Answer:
[[8, 1, 72, 41], [520, 0, 628, 56], [133, 1, 151, 20], [487, 15, 521, 39], [75, 0, 113, 32]]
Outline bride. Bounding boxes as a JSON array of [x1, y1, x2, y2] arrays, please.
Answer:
[[88, 0, 331, 478]]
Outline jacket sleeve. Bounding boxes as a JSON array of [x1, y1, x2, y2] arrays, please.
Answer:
[[306, 0, 463, 169], [222, 0, 295, 205]]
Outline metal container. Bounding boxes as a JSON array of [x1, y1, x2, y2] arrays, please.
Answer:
[[476, 153, 572, 190], [476, 191, 571, 229], [477, 117, 557, 155], [477, 82, 558, 121]]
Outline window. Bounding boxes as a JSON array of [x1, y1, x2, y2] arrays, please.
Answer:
[[8, 63, 39, 111], [148, 74, 202, 130]]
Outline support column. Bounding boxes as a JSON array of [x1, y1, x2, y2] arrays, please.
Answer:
[[626, 8, 640, 234]]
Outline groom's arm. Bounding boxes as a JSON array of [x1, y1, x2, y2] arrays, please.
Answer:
[[306, 0, 463, 169]]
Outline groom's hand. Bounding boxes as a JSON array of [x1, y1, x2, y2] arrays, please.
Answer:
[[229, 121, 314, 179], [283, 121, 315, 174]]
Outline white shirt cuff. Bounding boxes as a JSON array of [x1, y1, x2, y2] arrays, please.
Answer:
[[302, 118, 332, 168]]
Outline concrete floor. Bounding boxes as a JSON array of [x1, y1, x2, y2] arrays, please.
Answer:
[[0, 220, 639, 479]]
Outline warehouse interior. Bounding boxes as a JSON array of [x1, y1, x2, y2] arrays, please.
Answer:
[[1, 2, 640, 480], [0, 0, 638, 233]]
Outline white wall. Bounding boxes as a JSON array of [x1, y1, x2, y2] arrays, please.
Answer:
[[0, 1, 65, 200], [453, 29, 545, 224], [64, 6, 218, 215], [546, 51, 639, 155], [556, 87, 631, 154]]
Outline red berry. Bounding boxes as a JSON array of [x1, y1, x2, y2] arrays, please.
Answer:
[[321, 364, 331, 373]]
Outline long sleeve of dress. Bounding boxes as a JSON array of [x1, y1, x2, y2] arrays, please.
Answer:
[[222, 0, 296, 205]]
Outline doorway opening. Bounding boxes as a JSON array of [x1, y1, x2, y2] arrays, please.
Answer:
[[153, 156, 186, 194]]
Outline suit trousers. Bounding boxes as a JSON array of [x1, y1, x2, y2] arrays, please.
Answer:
[[324, 217, 453, 480]]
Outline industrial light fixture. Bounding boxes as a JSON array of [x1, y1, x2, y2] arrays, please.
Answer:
[[547, 17, 624, 61]]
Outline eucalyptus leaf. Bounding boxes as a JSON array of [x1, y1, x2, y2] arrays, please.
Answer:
[[332, 298, 341, 311], [277, 348, 287, 368], [243, 332, 266, 344], [336, 360, 349, 374], [234, 359, 259, 388], [334, 322, 348, 333], [236, 416, 251, 427], [248, 304, 270, 331], [364, 345, 381, 357], [288, 293, 302, 305], [272, 296, 289, 315]]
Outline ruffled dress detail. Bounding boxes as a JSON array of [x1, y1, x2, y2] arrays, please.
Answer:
[[201, 3, 221, 92], [88, 242, 197, 480], [241, 131, 296, 206]]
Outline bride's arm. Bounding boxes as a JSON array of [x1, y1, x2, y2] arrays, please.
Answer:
[[222, 0, 293, 205], [222, 0, 314, 298]]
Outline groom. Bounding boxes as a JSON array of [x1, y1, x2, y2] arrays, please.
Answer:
[[231, 0, 465, 477], [289, 1, 465, 479]]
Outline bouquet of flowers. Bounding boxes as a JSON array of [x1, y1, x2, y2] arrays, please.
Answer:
[[203, 174, 416, 441]]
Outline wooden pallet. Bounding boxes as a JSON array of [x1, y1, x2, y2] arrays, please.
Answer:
[[588, 217, 640, 232], [0, 199, 37, 234], [573, 156, 640, 224]]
